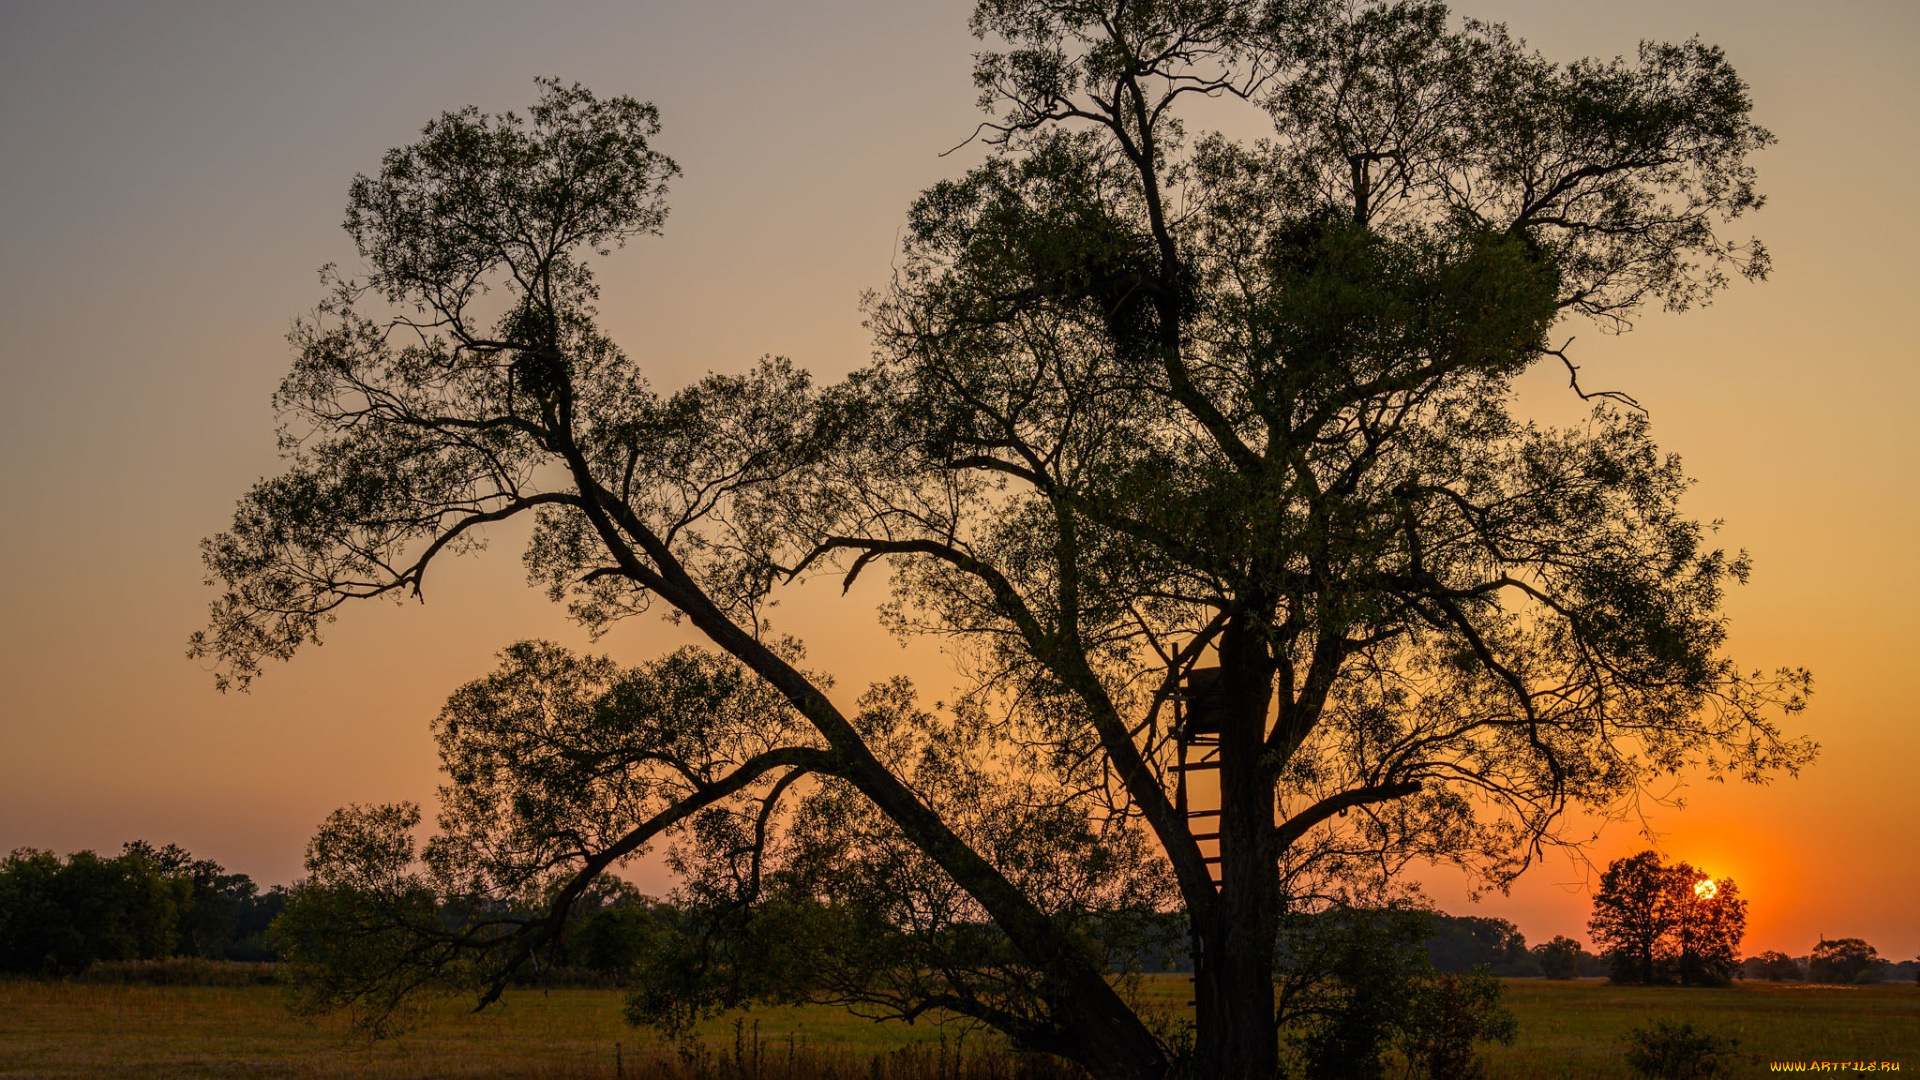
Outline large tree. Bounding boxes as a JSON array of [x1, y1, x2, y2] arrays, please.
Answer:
[[195, 4, 1811, 1077], [1587, 849, 1745, 985]]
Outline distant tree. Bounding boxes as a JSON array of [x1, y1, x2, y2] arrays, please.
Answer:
[[1807, 938, 1880, 985], [1536, 935, 1587, 980], [227, 884, 291, 962], [575, 906, 658, 980], [1670, 869, 1744, 986], [1589, 852, 1676, 984], [194, 3, 1811, 1075], [1427, 915, 1534, 976], [1588, 851, 1744, 985], [1743, 950, 1803, 981], [125, 842, 232, 959]]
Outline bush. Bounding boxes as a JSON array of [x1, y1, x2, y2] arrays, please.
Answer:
[[1399, 969, 1517, 1080], [1623, 1021, 1737, 1080], [1277, 906, 1518, 1080], [1280, 906, 1436, 1080]]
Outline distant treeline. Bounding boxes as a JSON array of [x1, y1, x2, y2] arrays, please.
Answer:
[[0, 844, 286, 974], [1743, 941, 1917, 985], [4, 844, 1912, 988], [1125, 911, 1605, 978]]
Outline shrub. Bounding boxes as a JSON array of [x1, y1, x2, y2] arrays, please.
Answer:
[[1277, 907, 1519, 1080], [1399, 969, 1518, 1080], [1623, 1021, 1736, 1080]]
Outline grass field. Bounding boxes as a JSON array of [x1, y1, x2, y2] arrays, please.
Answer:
[[0, 977, 1912, 1078]]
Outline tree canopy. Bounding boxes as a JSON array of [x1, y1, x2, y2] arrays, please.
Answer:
[[1587, 849, 1745, 986], [0, 844, 285, 974], [195, 5, 1810, 1078]]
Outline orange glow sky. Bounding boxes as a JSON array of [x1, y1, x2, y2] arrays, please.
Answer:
[[1, 0, 1914, 961]]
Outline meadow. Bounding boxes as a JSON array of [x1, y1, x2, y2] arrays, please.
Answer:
[[0, 976, 1912, 1079]]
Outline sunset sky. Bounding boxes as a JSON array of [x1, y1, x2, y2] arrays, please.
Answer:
[[1, 0, 1914, 961]]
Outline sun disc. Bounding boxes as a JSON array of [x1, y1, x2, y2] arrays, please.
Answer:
[[1694, 877, 1718, 899]]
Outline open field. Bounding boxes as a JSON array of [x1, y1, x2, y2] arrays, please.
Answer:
[[0, 977, 1912, 1078]]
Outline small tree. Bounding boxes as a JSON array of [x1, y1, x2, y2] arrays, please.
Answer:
[[1275, 906, 1514, 1080], [1807, 938, 1880, 985], [1536, 935, 1586, 980], [1743, 950, 1802, 981]]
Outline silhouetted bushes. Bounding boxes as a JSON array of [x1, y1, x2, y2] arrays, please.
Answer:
[[1622, 1020, 1737, 1079], [1277, 906, 1517, 1079]]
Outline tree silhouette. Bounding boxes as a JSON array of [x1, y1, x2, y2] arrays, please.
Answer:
[[1536, 935, 1586, 980], [1808, 937, 1881, 984], [1745, 950, 1802, 981], [196, 4, 1810, 1076], [1588, 850, 1744, 985]]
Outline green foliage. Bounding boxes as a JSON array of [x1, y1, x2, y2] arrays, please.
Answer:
[[1278, 906, 1437, 1079], [1589, 851, 1745, 986], [575, 905, 660, 978], [1808, 937, 1881, 985], [0, 842, 284, 975], [1276, 905, 1514, 1080], [1535, 935, 1588, 980], [1399, 970, 1518, 1080], [1622, 1020, 1737, 1080], [1425, 915, 1536, 976], [0, 847, 189, 974], [270, 804, 461, 1038]]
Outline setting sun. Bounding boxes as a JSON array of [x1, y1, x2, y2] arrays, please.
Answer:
[[1696, 878, 1720, 900]]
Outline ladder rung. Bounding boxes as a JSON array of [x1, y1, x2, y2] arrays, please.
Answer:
[[1190, 832, 1220, 841], [1201, 855, 1222, 863], [1185, 809, 1221, 818], [1173, 761, 1220, 772]]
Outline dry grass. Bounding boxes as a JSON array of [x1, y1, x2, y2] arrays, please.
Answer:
[[1481, 979, 1919, 1078], [0, 980, 1050, 1079], [0, 976, 1912, 1078]]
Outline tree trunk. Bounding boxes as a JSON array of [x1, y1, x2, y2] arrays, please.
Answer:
[[1193, 639, 1280, 1080]]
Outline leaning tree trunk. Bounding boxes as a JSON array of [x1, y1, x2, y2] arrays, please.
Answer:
[[1192, 645, 1281, 1080]]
